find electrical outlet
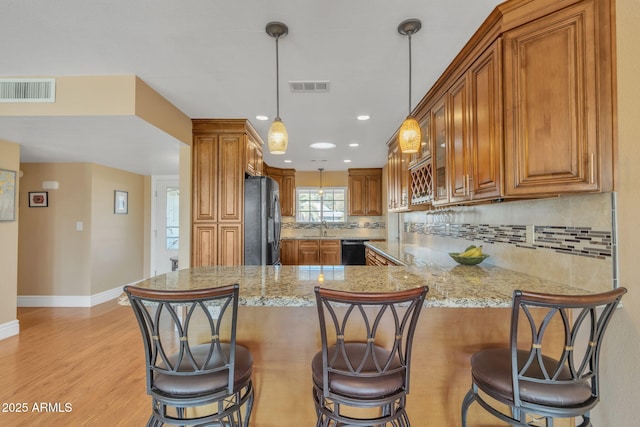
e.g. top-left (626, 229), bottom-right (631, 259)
top-left (526, 225), bottom-right (535, 244)
top-left (76, 221), bottom-right (83, 231)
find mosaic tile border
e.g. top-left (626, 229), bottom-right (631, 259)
top-left (404, 222), bottom-right (612, 260)
top-left (283, 221), bottom-right (386, 230)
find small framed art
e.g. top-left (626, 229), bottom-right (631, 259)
top-left (114, 190), bottom-right (128, 214)
top-left (28, 191), bottom-right (48, 207)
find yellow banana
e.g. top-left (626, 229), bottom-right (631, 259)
top-left (458, 245), bottom-right (477, 257)
top-left (470, 246), bottom-right (483, 257)
top-left (460, 245), bottom-right (483, 257)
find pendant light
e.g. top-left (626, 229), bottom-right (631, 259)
top-left (266, 21), bottom-right (289, 155)
top-left (397, 19), bottom-right (422, 154)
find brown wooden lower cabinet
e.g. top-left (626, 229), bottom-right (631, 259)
top-left (365, 247), bottom-right (399, 266)
top-left (280, 239), bottom-right (298, 265)
top-left (280, 239), bottom-right (341, 265)
top-left (192, 223), bottom-right (244, 266)
top-left (192, 224), bottom-right (217, 266)
top-left (319, 240), bottom-right (341, 265)
top-left (297, 240), bottom-right (320, 265)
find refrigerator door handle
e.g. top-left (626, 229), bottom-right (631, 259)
top-left (273, 193), bottom-right (282, 247)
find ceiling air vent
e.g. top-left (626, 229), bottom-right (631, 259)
top-left (0, 78), bottom-right (56, 103)
top-left (288, 81), bottom-right (330, 93)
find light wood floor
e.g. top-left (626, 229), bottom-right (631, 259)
top-left (0, 301), bottom-right (570, 426)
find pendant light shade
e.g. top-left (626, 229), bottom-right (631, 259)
top-left (266, 21), bottom-right (289, 155)
top-left (268, 118), bottom-right (288, 154)
top-left (398, 19), bottom-right (422, 154)
top-left (399, 116), bottom-right (421, 153)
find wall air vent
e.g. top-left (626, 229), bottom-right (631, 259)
top-left (288, 81), bottom-right (330, 93)
top-left (0, 78), bottom-right (56, 103)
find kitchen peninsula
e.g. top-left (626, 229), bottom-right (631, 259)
top-left (120, 256), bottom-right (590, 426)
top-left (120, 246), bottom-right (590, 308)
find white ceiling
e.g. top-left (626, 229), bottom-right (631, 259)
top-left (0, 0), bottom-right (501, 175)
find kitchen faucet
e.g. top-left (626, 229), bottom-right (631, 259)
top-left (320, 220), bottom-right (327, 237)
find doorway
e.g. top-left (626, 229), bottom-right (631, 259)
top-left (152, 176), bottom-right (179, 276)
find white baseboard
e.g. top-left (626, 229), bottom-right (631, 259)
top-left (17, 284), bottom-right (127, 308)
top-left (0, 320), bottom-right (20, 340)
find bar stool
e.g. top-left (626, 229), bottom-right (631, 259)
top-left (461, 287), bottom-right (626, 426)
top-left (312, 285), bottom-right (428, 427)
top-left (125, 284), bottom-right (254, 426)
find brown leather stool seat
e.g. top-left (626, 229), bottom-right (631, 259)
top-left (461, 288), bottom-right (627, 427)
top-left (471, 348), bottom-right (592, 407)
top-left (311, 342), bottom-right (404, 399)
top-left (154, 343), bottom-right (253, 397)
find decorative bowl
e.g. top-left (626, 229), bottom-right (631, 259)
top-left (448, 253), bottom-right (490, 265)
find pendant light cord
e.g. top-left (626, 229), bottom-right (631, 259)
top-left (275, 36), bottom-right (280, 119)
top-left (408, 33), bottom-right (413, 115)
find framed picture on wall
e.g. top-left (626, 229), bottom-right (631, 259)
top-left (28, 191), bottom-right (48, 207)
top-left (114, 190), bottom-right (128, 214)
top-left (0, 169), bottom-right (17, 221)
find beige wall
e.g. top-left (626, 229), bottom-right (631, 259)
top-left (90, 164), bottom-right (145, 294)
top-left (0, 75), bottom-right (192, 145)
top-left (18, 163), bottom-right (146, 297)
top-left (135, 77), bottom-right (192, 145)
top-left (18, 163), bottom-right (93, 296)
top-left (178, 144), bottom-right (192, 269)
top-left (0, 140), bottom-right (19, 327)
top-left (0, 76), bottom-right (136, 117)
top-left (595, 0), bottom-right (640, 424)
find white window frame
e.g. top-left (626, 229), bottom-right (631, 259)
top-left (295, 186), bottom-right (347, 223)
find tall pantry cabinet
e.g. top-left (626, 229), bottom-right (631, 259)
top-left (191, 119), bottom-right (264, 267)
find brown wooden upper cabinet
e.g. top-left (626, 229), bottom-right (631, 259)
top-left (191, 119), bottom-right (264, 267)
top-left (447, 40), bottom-right (503, 204)
top-left (265, 165), bottom-right (296, 216)
top-left (387, 139), bottom-right (411, 212)
top-left (389, 0), bottom-right (614, 208)
top-left (348, 168), bottom-right (382, 216)
top-left (245, 135), bottom-right (263, 177)
top-left (503, 0), bottom-right (611, 195)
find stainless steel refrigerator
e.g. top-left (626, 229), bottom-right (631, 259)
top-left (244, 176), bottom-right (282, 265)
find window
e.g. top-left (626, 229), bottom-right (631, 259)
top-left (166, 187), bottom-right (179, 250)
top-left (296, 187), bottom-right (346, 223)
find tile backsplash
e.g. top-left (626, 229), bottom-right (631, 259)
top-left (403, 222), bottom-right (611, 259)
top-left (281, 216), bottom-right (386, 240)
top-left (398, 192), bottom-right (615, 292)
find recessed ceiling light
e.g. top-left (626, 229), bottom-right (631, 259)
top-left (310, 142), bottom-right (336, 149)
top-left (357, 115), bottom-right (370, 121)
top-left (256, 115), bottom-right (269, 121)
top-left (349, 143), bottom-right (359, 147)
top-left (344, 159), bottom-right (352, 163)
top-left (284, 159), bottom-right (292, 163)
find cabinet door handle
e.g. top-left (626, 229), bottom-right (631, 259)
top-left (589, 153), bottom-right (595, 184)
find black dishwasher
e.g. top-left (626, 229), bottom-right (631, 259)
top-left (341, 239), bottom-right (369, 265)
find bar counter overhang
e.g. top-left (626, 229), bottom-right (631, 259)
top-left (118, 244), bottom-right (592, 309)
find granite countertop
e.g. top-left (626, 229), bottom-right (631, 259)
top-left (118, 243), bottom-right (591, 308)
